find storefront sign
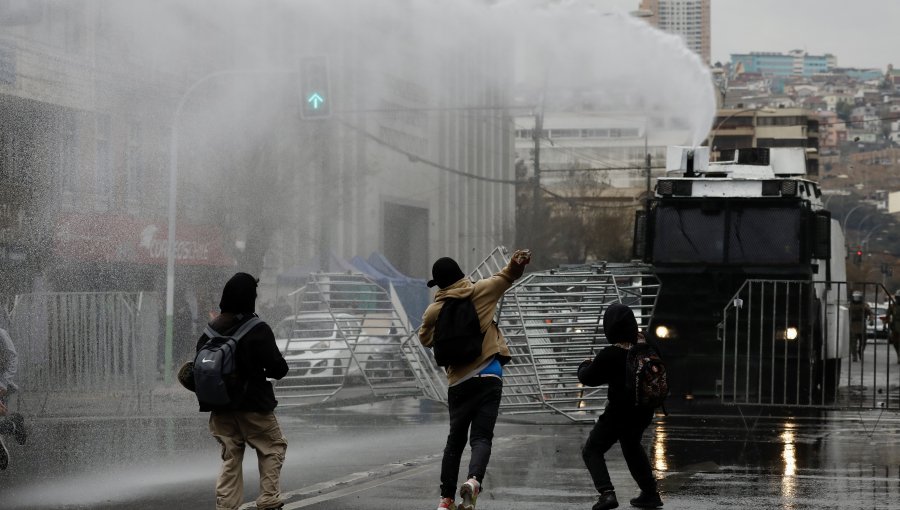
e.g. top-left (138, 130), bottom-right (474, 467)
top-left (55, 213), bottom-right (234, 267)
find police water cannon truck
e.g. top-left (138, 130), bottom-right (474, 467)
top-left (633, 146), bottom-right (847, 404)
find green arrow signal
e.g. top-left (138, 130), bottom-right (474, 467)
top-left (307, 92), bottom-right (325, 109)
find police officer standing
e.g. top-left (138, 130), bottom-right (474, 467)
top-left (848, 291), bottom-right (873, 362)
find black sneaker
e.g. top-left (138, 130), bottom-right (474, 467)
top-left (0, 437), bottom-right (8, 470)
top-left (593, 491), bottom-right (619, 510)
top-left (630, 491), bottom-right (663, 508)
top-left (10, 413), bottom-right (26, 445)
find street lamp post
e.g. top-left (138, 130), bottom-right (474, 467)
top-left (862, 221), bottom-right (896, 249)
top-left (853, 212), bottom-right (876, 245)
top-left (841, 204), bottom-right (865, 234)
top-left (861, 228), bottom-right (884, 249)
top-left (164, 68), bottom-right (295, 384)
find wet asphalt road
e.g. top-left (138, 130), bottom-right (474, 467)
top-left (1, 397), bottom-right (900, 510)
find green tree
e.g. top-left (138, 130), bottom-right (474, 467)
top-left (835, 99), bottom-right (853, 123)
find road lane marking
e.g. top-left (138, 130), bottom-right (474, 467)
top-left (240, 435), bottom-right (530, 509)
top-left (283, 466), bottom-right (436, 508)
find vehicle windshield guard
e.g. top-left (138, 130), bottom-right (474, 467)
top-left (653, 204), bottom-right (803, 265)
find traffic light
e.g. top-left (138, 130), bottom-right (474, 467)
top-left (299, 56), bottom-right (330, 119)
top-left (854, 248), bottom-right (863, 266)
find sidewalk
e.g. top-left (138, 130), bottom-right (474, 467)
top-left (14, 382), bottom-right (412, 419)
top-left (13, 384), bottom-right (198, 419)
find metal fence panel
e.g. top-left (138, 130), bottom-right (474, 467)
top-left (274, 273), bottom-right (443, 406)
top-left (473, 247), bottom-right (660, 422)
top-left (720, 280), bottom-right (899, 410)
top-left (273, 248), bottom-right (662, 416)
top-left (9, 292), bottom-right (159, 397)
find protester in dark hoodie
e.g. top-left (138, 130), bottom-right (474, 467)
top-left (419, 249), bottom-right (531, 510)
top-left (197, 272), bottom-right (289, 510)
top-left (577, 304), bottom-right (663, 510)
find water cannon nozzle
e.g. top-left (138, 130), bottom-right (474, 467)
top-left (685, 150), bottom-right (696, 176)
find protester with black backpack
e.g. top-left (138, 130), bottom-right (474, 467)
top-left (419, 249), bottom-right (531, 510)
top-left (577, 304), bottom-right (664, 510)
top-left (195, 272), bottom-right (289, 510)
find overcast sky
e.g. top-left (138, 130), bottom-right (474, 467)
top-left (601, 0), bottom-right (900, 69)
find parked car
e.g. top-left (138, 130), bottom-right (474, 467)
top-left (274, 313), bottom-right (358, 379)
top-left (274, 312), bottom-right (404, 381)
top-left (867, 302), bottom-right (891, 341)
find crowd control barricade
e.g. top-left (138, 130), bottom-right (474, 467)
top-left (273, 272), bottom-right (445, 406)
top-left (472, 247), bottom-right (660, 422)
top-left (720, 280), bottom-right (899, 411)
top-left (9, 292), bottom-right (159, 413)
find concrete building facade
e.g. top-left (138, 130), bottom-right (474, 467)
top-left (731, 50), bottom-right (837, 77)
top-left (707, 107), bottom-right (820, 175)
top-left (0, 2), bottom-right (517, 309)
top-left (513, 111), bottom-right (693, 189)
top-left (638, 0), bottom-right (711, 64)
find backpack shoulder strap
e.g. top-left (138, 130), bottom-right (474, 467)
top-left (201, 316), bottom-right (262, 341)
top-left (230, 317), bottom-right (263, 341)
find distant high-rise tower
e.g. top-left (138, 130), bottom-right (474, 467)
top-left (637, 0), bottom-right (710, 64)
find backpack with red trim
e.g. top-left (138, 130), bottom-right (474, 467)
top-left (625, 341), bottom-right (669, 411)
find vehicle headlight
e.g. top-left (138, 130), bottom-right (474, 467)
top-left (655, 325), bottom-right (671, 339)
top-left (777, 327), bottom-right (799, 341)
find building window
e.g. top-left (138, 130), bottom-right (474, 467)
top-left (95, 113), bottom-right (112, 209)
top-left (757, 138), bottom-right (807, 148)
top-left (58, 114), bottom-right (78, 198)
top-left (581, 128), bottom-right (610, 138)
top-left (0, 132), bottom-right (14, 182)
top-left (548, 129), bottom-right (580, 139)
top-left (0, 130), bottom-right (32, 187)
top-left (125, 121), bottom-right (141, 207)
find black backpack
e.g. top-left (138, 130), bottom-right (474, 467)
top-left (193, 316), bottom-right (262, 407)
top-left (624, 341), bottom-right (669, 411)
top-left (433, 297), bottom-right (484, 367)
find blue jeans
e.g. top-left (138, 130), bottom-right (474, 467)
top-left (440, 377), bottom-right (502, 498)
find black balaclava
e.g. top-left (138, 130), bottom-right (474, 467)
top-left (603, 303), bottom-right (638, 344)
top-left (427, 257), bottom-right (465, 289)
top-left (219, 272), bottom-right (258, 314)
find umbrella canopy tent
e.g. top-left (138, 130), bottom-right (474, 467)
top-left (349, 253), bottom-right (429, 329)
top-left (275, 253), bottom-right (429, 329)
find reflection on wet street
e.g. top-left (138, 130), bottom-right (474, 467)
top-left (642, 413), bottom-right (900, 509)
top-left (2, 398), bottom-right (899, 509)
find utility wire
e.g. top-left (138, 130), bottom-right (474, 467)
top-left (511, 119), bottom-right (644, 169)
top-left (339, 118), bottom-right (654, 210)
top-left (541, 166), bottom-right (665, 172)
top-left (338, 119), bottom-right (521, 185)
top-left (540, 185), bottom-right (644, 210)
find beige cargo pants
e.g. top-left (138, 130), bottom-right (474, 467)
top-left (209, 411), bottom-right (288, 510)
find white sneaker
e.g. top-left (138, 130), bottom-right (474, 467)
top-left (437, 497), bottom-right (456, 510)
top-left (459, 478), bottom-right (480, 510)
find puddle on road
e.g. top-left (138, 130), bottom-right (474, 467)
top-left (649, 413), bottom-right (900, 506)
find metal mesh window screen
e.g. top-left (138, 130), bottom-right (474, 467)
top-left (653, 206), bottom-right (724, 264)
top-left (728, 208), bottom-right (801, 265)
